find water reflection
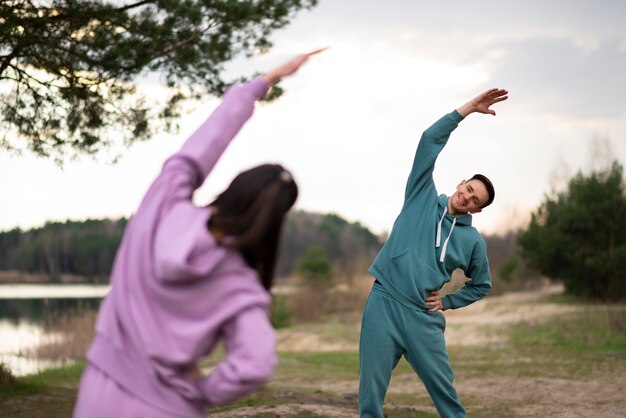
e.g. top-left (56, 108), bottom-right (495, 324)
top-left (0, 319), bottom-right (68, 376)
top-left (0, 284), bottom-right (109, 300)
top-left (0, 285), bottom-right (106, 376)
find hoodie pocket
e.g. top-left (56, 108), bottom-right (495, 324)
top-left (389, 248), bottom-right (413, 277)
top-left (390, 248), bottom-right (444, 303)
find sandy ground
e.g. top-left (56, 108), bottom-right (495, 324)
top-left (4, 282), bottom-right (623, 418)
top-left (460, 376), bottom-right (626, 418)
top-left (443, 283), bottom-right (581, 346)
top-left (225, 284), bottom-right (626, 418)
top-left (276, 283), bottom-right (578, 351)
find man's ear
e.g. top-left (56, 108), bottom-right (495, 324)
top-left (469, 208), bottom-right (482, 214)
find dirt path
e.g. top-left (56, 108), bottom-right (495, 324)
top-left (260, 284), bottom-right (626, 418)
top-left (5, 284), bottom-right (624, 417)
top-left (276, 284), bottom-right (577, 351)
top-left (443, 283), bottom-right (580, 346)
top-left (460, 376), bottom-right (626, 418)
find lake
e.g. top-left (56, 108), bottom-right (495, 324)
top-left (0, 283), bottom-right (295, 377)
top-left (0, 284), bottom-right (108, 376)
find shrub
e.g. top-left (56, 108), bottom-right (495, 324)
top-left (0, 362), bottom-right (16, 390)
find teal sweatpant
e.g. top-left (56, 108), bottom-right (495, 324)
top-left (359, 282), bottom-right (466, 418)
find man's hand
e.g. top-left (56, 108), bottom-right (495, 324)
top-left (427, 290), bottom-right (444, 312)
top-left (457, 88), bottom-right (508, 117)
top-left (262, 47), bottom-right (328, 86)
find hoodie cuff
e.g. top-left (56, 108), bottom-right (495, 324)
top-left (441, 295), bottom-right (453, 310)
top-left (449, 110), bottom-right (465, 124)
top-left (247, 77), bottom-right (270, 100)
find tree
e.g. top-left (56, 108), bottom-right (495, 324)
top-left (298, 244), bottom-right (330, 285)
top-left (0, 0), bottom-right (316, 159)
top-left (276, 210), bottom-right (381, 278)
top-left (0, 218), bottom-right (127, 281)
top-left (518, 161), bottom-right (626, 300)
top-left (0, 211), bottom-right (384, 282)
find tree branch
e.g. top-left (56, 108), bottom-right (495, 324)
top-left (0, 47), bottom-right (22, 78)
top-left (112, 0), bottom-right (156, 13)
top-left (13, 0), bottom-right (157, 24)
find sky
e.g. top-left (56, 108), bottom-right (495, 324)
top-left (1, 0), bottom-right (626, 236)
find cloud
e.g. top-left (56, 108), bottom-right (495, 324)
top-left (473, 38), bottom-right (626, 118)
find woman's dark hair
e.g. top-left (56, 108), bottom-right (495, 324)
top-left (208, 164), bottom-right (298, 290)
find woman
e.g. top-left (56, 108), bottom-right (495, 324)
top-left (74, 50), bottom-right (324, 418)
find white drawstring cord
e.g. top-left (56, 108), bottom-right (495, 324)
top-left (435, 206), bottom-right (447, 248)
top-left (439, 217), bottom-right (457, 263)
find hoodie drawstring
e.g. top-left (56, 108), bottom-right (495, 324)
top-left (439, 217), bottom-right (456, 263)
top-left (435, 207), bottom-right (447, 248)
top-left (436, 207), bottom-right (457, 263)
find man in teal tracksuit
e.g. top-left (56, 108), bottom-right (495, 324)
top-left (359, 88), bottom-right (508, 418)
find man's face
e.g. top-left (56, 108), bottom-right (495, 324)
top-left (449, 179), bottom-right (489, 215)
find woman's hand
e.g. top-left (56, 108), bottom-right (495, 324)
top-left (187, 364), bottom-right (202, 381)
top-left (262, 47), bottom-right (328, 85)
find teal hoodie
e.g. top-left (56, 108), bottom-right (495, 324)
top-left (369, 110), bottom-right (492, 312)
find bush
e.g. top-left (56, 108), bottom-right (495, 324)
top-left (270, 295), bottom-right (292, 329)
top-left (287, 279), bottom-right (372, 322)
top-left (518, 161), bottom-right (626, 300)
top-left (298, 245), bottom-right (331, 285)
top-left (0, 362), bottom-right (16, 390)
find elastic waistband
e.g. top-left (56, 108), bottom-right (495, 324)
top-left (370, 279), bottom-right (432, 313)
top-left (372, 279), bottom-right (392, 298)
top-left (87, 334), bottom-right (204, 417)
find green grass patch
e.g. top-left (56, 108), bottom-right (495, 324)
top-left (540, 292), bottom-right (590, 305)
top-left (4, 302), bottom-right (625, 417)
top-left (510, 308), bottom-right (626, 353)
top-left (209, 351), bottom-right (362, 415)
top-left (271, 295), bottom-right (292, 329)
top-left (0, 360), bottom-right (85, 401)
top-left (277, 351), bottom-right (360, 380)
top-left (0, 362), bottom-right (16, 390)
top-left (446, 307), bottom-right (626, 381)
top-left (25, 360), bottom-right (86, 383)
top-left (0, 361), bottom-right (85, 417)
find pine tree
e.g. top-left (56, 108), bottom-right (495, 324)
top-left (518, 162), bottom-right (626, 300)
top-left (0, 0), bottom-right (316, 159)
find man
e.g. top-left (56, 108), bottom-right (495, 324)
top-left (359, 88), bottom-right (508, 418)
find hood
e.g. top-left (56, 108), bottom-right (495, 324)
top-left (154, 208), bottom-right (230, 282)
top-left (435, 194), bottom-right (472, 263)
top-left (437, 194), bottom-right (473, 226)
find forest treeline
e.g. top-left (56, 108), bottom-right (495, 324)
top-left (5, 163), bottom-right (622, 300)
top-left (0, 211), bottom-right (523, 288)
top-left (0, 211), bottom-right (381, 283)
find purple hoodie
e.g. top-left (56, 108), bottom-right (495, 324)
top-left (86, 77), bottom-right (276, 417)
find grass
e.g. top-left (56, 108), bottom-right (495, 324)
top-left (0, 360), bottom-right (85, 418)
top-left (446, 308), bottom-right (626, 382)
top-left (0, 360), bottom-right (84, 400)
top-left (277, 351), bottom-right (360, 378)
top-left (2, 303), bottom-right (625, 417)
top-left (510, 308), bottom-right (626, 353)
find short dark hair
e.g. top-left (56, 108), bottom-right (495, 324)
top-left (208, 164), bottom-right (298, 290)
top-left (469, 174), bottom-right (495, 209)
